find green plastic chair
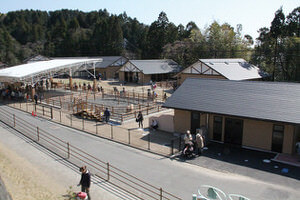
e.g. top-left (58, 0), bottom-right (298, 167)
top-left (228, 194), bottom-right (251, 200)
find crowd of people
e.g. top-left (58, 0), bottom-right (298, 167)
top-left (183, 130), bottom-right (205, 158)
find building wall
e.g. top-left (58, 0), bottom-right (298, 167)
top-left (96, 66), bottom-right (122, 80)
top-left (173, 109), bottom-right (296, 154)
top-left (140, 74), bottom-right (151, 84)
top-left (148, 110), bottom-right (174, 132)
top-left (282, 125), bottom-right (294, 154)
top-left (243, 119), bottom-right (273, 150)
top-left (174, 109), bottom-right (191, 133)
top-left (178, 74), bottom-right (226, 85)
top-left (119, 71), bottom-right (125, 82)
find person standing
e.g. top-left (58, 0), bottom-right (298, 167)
top-left (136, 111), bottom-right (144, 128)
top-left (104, 108), bottom-right (110, 123)
top-left (195, 133), bottom-right (204, 156)
top-left (78, 166), bottom-right (91, 200)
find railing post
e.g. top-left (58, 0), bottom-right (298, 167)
top-left (96, 121), bottom-right (98, 135)
top-left (70, 114), bottom-right (72, 126)
top-left (60, 111), bottom-right (62, 122)
top-left (107, 162), bottom-right (110, 181)
top-left (160, 188), bottom-right (163, 200)
top-left (171, 139), bottom-right (174, 155)
top-left (43, 106), bottom-right (45, 116)
top-left (179, 135), bottom-right (182, 151)
top-left (128, 129), bottom-right (131, 144)
top-left (82, 118), bottom-right (84, 131)
top-left (13, 114), bottom-right (15, 127)
top-left (148, 133), bottom-right (150, 150)
top-left (67, 142), bottom-right (70, 159)
top-left (37, 127), bottom-right (39, 141)
top-left (50, 107), bottom-right (53, 119)
top-left (111, 125), bottom-right (113, 139)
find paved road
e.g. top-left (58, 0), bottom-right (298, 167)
top-left (1, 105), bottom-right (300, 200)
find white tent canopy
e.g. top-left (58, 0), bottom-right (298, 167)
top-left (0, 58), bottom-right (102, 84)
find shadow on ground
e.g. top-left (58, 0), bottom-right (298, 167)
top-left (172, 142), bottom-right (300, 181)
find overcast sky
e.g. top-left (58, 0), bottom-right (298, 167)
top-left (1, 0), bottom-right (299, 40)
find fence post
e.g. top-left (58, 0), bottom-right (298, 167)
top-left (67, 142), bottom-right (70, 159)
top-left (35, 104), bottom-right (37, 112)
top-left (148, 133), bottom-right (150, 150)
top-left (20, 102), bottom-right (21, 109)
top-left (37, 127), bottom-right (39, 141)
top-left (13, 114), bottom-right (15, 127)
top-left (60, 111), bottom-right (62, 122)
top-left (128, 129), bottom-right (131, 144)
top-left (179, 135), bottom-right (182, 151)
top-left (82, 118), bottom-right (84, 131)
top-left (121, 115), bottom-right (123, 123)
top-left (111, 125), bottom-right (113, 139)
top-left (160, 188), bottom-right (163, 200)
top-left (70, 114), bottom-right (72, 126)
top-left (107, 162), bottom-right (110, 181)
top-left (96, 121), bottom-right (98, 135)
top-left (43, 106), bottom-right (45, 116)
top-left (26, 102), bottom-right (28, 111)
top-left (50, 107), bottom-right (53, 119)
top-left (171, 139), bottom-right (174, 155)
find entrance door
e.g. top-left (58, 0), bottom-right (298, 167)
top-left (224, 118), bottom-right (243, 146)
top-left (191, 112), bottom-right (200, 134)
top-left (272, 125), bottom-right (284, 153)
top-left (213, 116), bottom-right (223, 141)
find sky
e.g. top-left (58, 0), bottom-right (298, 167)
top-left (1, 0), bottom-right (299, 40)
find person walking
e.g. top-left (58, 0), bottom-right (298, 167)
top-left (196, 133), bottom-right (204, 156)
top-left (104, 108), bottom-right (110, 123)
top-left (78, 166), bottom-right (91, 200)
top-left (136, 111), bottom-right (144, 128)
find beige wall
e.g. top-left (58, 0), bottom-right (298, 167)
top-left (119, 71), bottom-right (125, 82)
top-left (243, 119), bottom-right (273, 151)
top-left (174, 109), bottom-right (191, 133)
top-left (96, 66), bottom-right (121, 80)
top-left (282, 125), bottom-right (294, 154)
top-left (178, 74), bottom-right (226, 85)
top-left (149, 110), bottom-right (174, 132)
top-left (140, 74), bottom-right (151, 84)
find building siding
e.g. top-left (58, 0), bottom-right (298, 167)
top-left (178, 74), bottom-right (226, 85)
top-left (174, 109), bottom-right (191, 133)
top-left (173, 109), bottom-right (296, 154)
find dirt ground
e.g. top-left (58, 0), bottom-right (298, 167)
top-left (0, 142), bottom-right (67, 200)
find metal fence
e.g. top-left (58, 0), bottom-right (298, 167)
top-left (8, 100), bottom-right (181, 157)
top-left (0, 106), bottom-right (182, 200)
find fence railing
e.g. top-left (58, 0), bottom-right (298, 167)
top-left (0, 106), bottom-right (182, 200)
top-left (7, 100), bottom-right (182, 158)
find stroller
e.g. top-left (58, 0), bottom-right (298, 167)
top-left (182, 141), bottom-right (195, 158)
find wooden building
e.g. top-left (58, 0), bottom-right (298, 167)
top-left (163, 78), bottom-right (300, 155)
top-left (118, 59), bottom-right (182, 84)
top-left (176, 58), bottom-right (267, 86)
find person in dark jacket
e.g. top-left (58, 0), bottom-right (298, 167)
top-left (78, 166), bottom-right (91, 200)
top-left (104, 108), bottom-right (110, 123)
top-left (136, 111), bottom-right (144, 128)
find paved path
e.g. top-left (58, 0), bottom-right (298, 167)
top-left (0, 105), bottom-right (300, 200)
